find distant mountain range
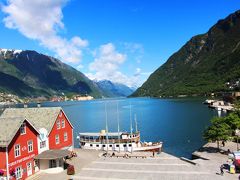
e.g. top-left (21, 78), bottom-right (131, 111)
top-left (96, 80), bottom-right (135, 97)
top-left (132, 10), bottom-right (240, 97)
top-left (0, 49), bottom-right (102, 98)
top-left (0, 49), bottom-right (134, 99)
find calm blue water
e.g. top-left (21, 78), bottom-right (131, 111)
top-left (42, 97), bottom-right (217, 158)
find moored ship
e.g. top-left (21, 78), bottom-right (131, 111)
top-left (78, 130), bottom-right (162, 152)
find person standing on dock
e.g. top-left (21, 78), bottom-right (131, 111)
top-left (220, 165), bottom-right (224, 176)
top-left (222, 141), bottom-right (225, 147)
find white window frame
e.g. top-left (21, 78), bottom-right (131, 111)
top-left (62, 119), bottom-right (65, 128)
top-left (55, 134), bottom-right (59, 144)
top-left (20, 123), bottom-right (26, 135)
top-left (57, 120), bottom-right (61, 129)
top-left (64, 132), bottom-right (68, 142)
top-left (14, 144), bottom-right (21, 158)
top-left (28, 140), bottom-right (33, 153)
top-left (15, 166), bottom-right (22, 179)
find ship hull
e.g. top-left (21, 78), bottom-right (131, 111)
top-left (80, 142), bottom-right (162, 152)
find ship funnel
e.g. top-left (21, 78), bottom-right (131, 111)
top-left (100, 129), bottom-right (106, 135)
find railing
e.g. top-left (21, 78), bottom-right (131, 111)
top-left (79, 137), bottom-right (140, 144)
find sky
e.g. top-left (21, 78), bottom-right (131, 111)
top-left (0, 0), bottom-right (239, 87)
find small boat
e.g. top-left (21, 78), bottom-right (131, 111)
top-left (78, 130), bottom-right (163, 152)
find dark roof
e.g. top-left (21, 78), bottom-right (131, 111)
top-left (0, 118), bottom-right (39, 147)
top-left (34, 149), bottom-right (70, 160)
top-left (0, 117), bottom-right (24, 147)
top-left (1, 107), bottom-right (62, 133)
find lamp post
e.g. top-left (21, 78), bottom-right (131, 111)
top-left (105, 102), bottom-right (109, 153)
top-left (129, 102), bottom-right (133, 154)
top-left (117, 101), bottom-right (120, 153)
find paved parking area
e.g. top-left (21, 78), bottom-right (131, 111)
top-left (71, 152), bottom-right (236, 180)
top-left (28, 148), bottom-right (238, 180)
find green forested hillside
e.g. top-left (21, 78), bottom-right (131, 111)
top-left (132, 10), bottom-right (240, 97)
top-left (0, 50), bottom-right (102, 98)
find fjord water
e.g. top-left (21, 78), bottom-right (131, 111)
top-left (43, 97), bottom-right (217, 158)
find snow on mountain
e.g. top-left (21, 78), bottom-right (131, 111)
top-left (0, 48), bottom-right (23, 57)
top-left (96, 80), bottom-right (135, 97)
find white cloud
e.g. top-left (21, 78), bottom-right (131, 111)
top-left (87, 43), bottom-right (142, 87)
top-left (134, 68), bottom-right (151, 77)
top-left (2, 0), bottom-right (88, 63)
top-left (124, 42), bottom-right (144, 54)
top-left (76, 64), bottom-right (84, 70)
top-left (123, 42), bottom-right (144, 64)
top-left (89, 43), bottom-right (126, 72)
top-left (134, 68), bottom-right (142, 76)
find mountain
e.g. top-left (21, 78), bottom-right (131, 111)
top-left (0, 49), bottom-right (102, 98)
top-left (96, 80), bottom-right (135, 97)
top-left (132, 10), bottom-right (240, 97)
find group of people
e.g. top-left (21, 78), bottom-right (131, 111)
top-left (70, 151), bottom-right (77, 157)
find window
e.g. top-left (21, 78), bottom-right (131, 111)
top-left (123, 144), bottom-right (127, 147)
top-left (129, 144), bottom-right (132, 147)
top-left (26, 162), bottom-right (32, 176)
top-left (14, 144), bottom-right (21, 157)
top-left (109, 145), bottom-right (112, 147)
top-left (59, 159), bottom-right (63, 167)
top-left (40, 141), bottom-right (46, 149)
top-left (34, 160), bottom-right (38, 167)
top-left (49, 160), bottom-right (56, 168)
top-left (56, 120), bottom-right (60, 129)
top-left (96, 144), bottom-right (99, 147)
top-left (55, 134), bottom-right (59, 144)
top-left (20, 123), bottom-right (26, 135)
top-left (90, 144), bottom-right (93, 147)
top-left (103, 145), bottom-right (106, 147)
top-left (64, 132), bottom-right (68, 142)
top-left (15, 166), bottom-right (22, 179)
top-left (62, 119), bottom-right (65, 128)
top-left (40, 133), bottom-right (45, 140)
top-left (28, 140), bottom-right (33, 152)
top-left (116, 145), bottom-right (119, 147)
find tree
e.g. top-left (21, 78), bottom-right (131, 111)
top-left (223, 110), bottom-right (240, 150)
top-left (203, 117), bottom-right (231, 150)
top-left (224, 112), bottom-right (240, 135)
top-left (233, 100), bottom-right (240, 116)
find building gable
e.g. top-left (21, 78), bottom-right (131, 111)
top-left (48, 110), bottom-right (73, 150)
top-left (8, 120), bottom-right (39, 163)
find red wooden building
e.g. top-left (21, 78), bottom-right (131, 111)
top-left (0, 107), bottom-right (73, 180)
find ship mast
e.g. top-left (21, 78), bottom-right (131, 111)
top-left (130, 102), bottom-right (133, 153)
top-left (105, 102), bottom-right (109, 153)
top-left (117, 101), bottom-right (120, 152)
top-left (134, 114), bottom-right (138, 133)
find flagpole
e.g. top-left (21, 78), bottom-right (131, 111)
top-left (105, 102), bottom-right (109, 153)
top-left (130, 102), bottom-right (133, 153)
top-left (117, 101), bottom-right (120, 152)
top-left (134, 114), bottom-right (138, 133)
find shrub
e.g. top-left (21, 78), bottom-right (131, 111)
top-left (0, 169), bottom-right (4, 176)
